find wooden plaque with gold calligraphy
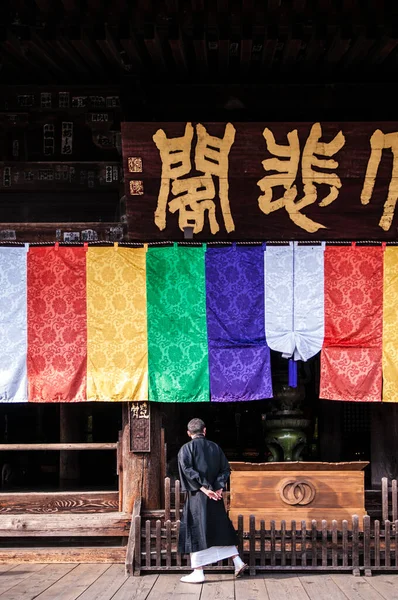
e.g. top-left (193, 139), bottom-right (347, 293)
top-left (129, 402), bottom-right (151, 453)
top-left (122, 121), bottom-right (398, 241)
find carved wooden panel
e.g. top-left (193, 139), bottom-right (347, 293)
top-left (129, 402), bottom-right (151, 453)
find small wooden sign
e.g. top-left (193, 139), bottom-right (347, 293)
top-left (129, 402), bottom-right (151, 453)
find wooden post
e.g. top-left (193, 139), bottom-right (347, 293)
top-left (363, 515), bottom-right (371, 577)
top-left (59, 404), bottom-right (83, 489)
top-left (382, 477), bottom-right (389, 523)
top-left (121, 403), bottom-right (162, 514)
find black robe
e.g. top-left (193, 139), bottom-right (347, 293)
top-left (177, 436), bottom-right (238, 554)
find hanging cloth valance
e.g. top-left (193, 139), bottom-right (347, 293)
top-left (320, 246), bottom-right (383, 402)
top-left (87, 247), bottom-right (148, 401)
top-left (146, 245), bottom-right (209, 402)
top-left (206, 245), bottom-right (272, 402)
top-left (264, 244), bottom-right (325, 362)
top-left (382, 247), bottom-right (398, 402)
top-left (27, 247), bottom-right (87, 402)
top-left (0, 248), bottom-right (28, 402)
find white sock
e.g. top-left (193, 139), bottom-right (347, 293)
top-left (233, 555), bottom-right (245, 569)
top-left (194, 568), bottom-right (204, 575)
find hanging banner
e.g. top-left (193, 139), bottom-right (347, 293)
top-left (206, 245), bottom-right (272, 401)
top-left (146, 245), bottom-right (209, 402)
top-left (122, 121), bottom-right (398, 241)
top-left (320, 246), bottom-right (383, 402)
top-left (87, 247), bottom-right (148, 401)
top-left (382, 247), bottom-right (398, 402)
top-left (265, 244), bottom-right (325, 361)
top-left (27, 247), bottom-right (87, 402)
top-left (0, 248), bottom-right (27, 402)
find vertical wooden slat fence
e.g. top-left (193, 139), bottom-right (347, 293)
top-left (381, 477), bottom-right (398, 523)
top-left (130, 477), bottom-right (398, 576)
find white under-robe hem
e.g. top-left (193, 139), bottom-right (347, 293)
top-left (190, 545), bottom-right (238, 568)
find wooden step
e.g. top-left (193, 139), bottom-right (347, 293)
top-left (0, 491), bottom-right (120, 514)
top-left (0, 546), bottom-right (126, 563)
top-left (0, 512), bottom-right (131, 537)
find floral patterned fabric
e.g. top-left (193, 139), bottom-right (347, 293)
top-left (87, 247), bottom-right (148, 401)
top-left (265, 244), bottom-right (325, 362)
top-left (320, 246), bottom-right (383, 402)
top-left (206, 245), bottom-right (272, 402)
top-left (382, 247), bottom-right (398, 402)
top-left (146, 245), bottom-right (209, 402)
top-left (0, 248), bottom-right (28, 402)
top-left (27, 247), bottom-right (87, 402)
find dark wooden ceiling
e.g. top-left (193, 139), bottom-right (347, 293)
top-left (1, 1), bottom-right (398, 84)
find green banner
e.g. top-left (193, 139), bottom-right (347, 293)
top-left (146, 244), bottom-right (209, 402)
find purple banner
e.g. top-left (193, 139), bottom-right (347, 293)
top-left (206, 245), bottom-right (273, 402)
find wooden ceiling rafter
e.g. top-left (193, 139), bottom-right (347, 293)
top-left (365, 27), bottom-right (398, 66)
top-left (95, 26), bottom-right (128, 74)
top-left (68, 30), bottom-right (109, 81)
top-left (2, 29), bottom-right (50, 82)
top-left (51, 35), bottom-right (92, 77)
top-left (1, 1), bottom-right (398, 83)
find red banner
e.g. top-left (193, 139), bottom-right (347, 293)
top-left (27, 247), bottom-right (87, 402)
top-left (320, 246), bottom-right (383, 402)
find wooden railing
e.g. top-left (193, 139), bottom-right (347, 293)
top-left (0, 443), bottom-right (117, 451)
top-left (130, 477), bottom-right (398, 576)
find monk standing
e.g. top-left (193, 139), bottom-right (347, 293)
top-left (178, 418), bottom-right (247, 583)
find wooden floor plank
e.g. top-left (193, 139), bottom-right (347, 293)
top-left (110, 574), bottom-right (158, 600)
top-left (0, 564), bottom-right (48, 595)
top-left (331, 574), bottom-right (386, 600)
top-left (0, 564), bottom-right (76, 600)
top-left (147, 573), bottom-right (203, 600)
top-left (299, 575), bottom-right (350, 600)
top-left (363, 575), bottom-right (398, 600)
top-left (0, 546), bottom-right (125, 563)
top-left (33, 564), bottom-right (110, 600)
top-left (0, 564), bottom-right (18, 574)
top-left (200, 573), bottom-right (235, 600)
top-left (265, 574), bottom-right (311, 600)
top-left (76, 564), bottom-right (127, 600)
top-left (235, 576), bottom-right (269, 599)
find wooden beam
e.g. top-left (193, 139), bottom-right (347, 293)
top-left (38, 30), bottom-right (88, 79)
top-left (0, 443), bottom-right (117, 450)
top-left (120, 37), bottom-right (144, 75)
top-left (168, 21), bottom-right (189, 79)
top-left (366, 33), bottom-right (398, 66)
top-left (68, 28), bottom-right (109, 79)
top-left (0, 491), bottom-right (119, 514)
top-left (0, 512), bottom-right (130, 536)
top-left (240, 38), bottom-right (253, 74)
top-left (2, 30), bottom-right (45, 81)
top-left (282, 35), bottom-right (302, 66)
top-left (0, 546), bottom-right (126, 563)
top-left (144, 25), bottom-right (168, 74)
top-left (60, 0), bottom-right (80, 14)
top-left (95, 26), bottom-right (126, 72)
top-left (262, 26), bottom-right (278, 68)
top-left (24, 31), bottom-right (69, 79)
top-left (325, 26), bottom-right (352, 66)
top-left (342, 29), bottom-right (376, 68)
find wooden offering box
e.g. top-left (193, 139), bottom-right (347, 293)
top-left (229, 461), bottom-right (368, 530)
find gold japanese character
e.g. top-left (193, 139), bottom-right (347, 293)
top-left (361, 129), bottom-right (398, 231)
top-left (130, 401), bottom-right (149, 419)
top-left (257, 123), bottom-right (345, 233)
top-left (152, 122), bottom-right (235, 234)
